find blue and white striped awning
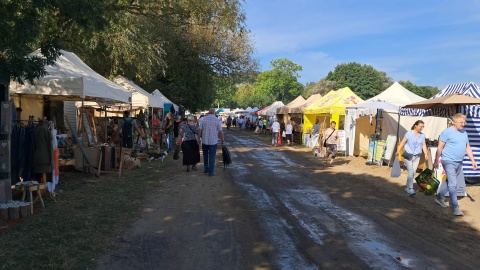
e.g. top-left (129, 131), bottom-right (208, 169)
top-left (399, 82), bottom-right (480, 118)
top-left (400, 82), bottom-right (480, 177)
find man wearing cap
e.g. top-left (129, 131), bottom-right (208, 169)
top-left (198, 108), bottom-right (224, 177)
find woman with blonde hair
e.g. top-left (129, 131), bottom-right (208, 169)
top-left (178, 115), bottom-right (200, 172)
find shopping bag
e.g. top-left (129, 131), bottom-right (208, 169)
top-left (390, 157), bottom-right (401, 178)
top-left (415, 168), bottom-right (440, 196)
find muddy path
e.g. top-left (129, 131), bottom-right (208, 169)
top-left (97, 129), bottom-right (480, 270)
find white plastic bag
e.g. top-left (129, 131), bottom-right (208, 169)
top-left (390, 157), bottom-right (401, 178)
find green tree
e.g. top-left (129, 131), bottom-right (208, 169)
top-left (325, 62), bottom-right (385, 100)
top-left (303, 78), bottom-right (337, 98)
top-left (398, 81), bottom-right (440, 99)
top-left (252, 58), bottom-right (303, 107)
top-left (234, 83), bottom-right (255, 108)
top-left (0, 0), bottom-right (108, 83)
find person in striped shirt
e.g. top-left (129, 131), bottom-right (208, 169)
top-left (198, 108), bottom-right (225, 177)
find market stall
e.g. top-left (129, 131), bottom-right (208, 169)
top-left (303, 87), bottom-right (363, 148)
top-left (400, 82), bottom-right (480, 179)
top-left (277, 95), bottom-right (305, 123)
top-left (7, 50), bottom-right (133, 199)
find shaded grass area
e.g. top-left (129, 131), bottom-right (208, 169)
top-left (0, 161), bottom-right (168, 269)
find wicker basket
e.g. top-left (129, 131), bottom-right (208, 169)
top-left (9, 206), bottom-right (19, 220)
top-left (20, 203), bottom-right (30, 218)
top-left (0, 207), bottom-right (8, 220)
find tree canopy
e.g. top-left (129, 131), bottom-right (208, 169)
top-left (303, 78), bottom-right (337, 98)
top-left (2, 0), bottom-right (258, 111)
top-left (325, 62), bottom-right (386, 100)
top-left (398, 81), bottom-right (440, 99)
top-left (249, 58), bottom-right (303, 107)
top-left (0, 0), bottom-right (108, 83)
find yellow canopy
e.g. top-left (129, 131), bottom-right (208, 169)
top-left (303, 87), bottom-right (363, 115)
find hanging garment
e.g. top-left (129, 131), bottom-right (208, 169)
top-left (32, 121), bottom-right (53, 173)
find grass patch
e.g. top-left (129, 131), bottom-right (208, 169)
top-left (0, 161), bottom-right (168, 269)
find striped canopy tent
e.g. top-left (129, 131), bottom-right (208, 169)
top-left (400, 82), bottom-right (480, 177)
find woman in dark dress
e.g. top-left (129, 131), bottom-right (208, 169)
top-left (178, 115), bottom-right (200, 172)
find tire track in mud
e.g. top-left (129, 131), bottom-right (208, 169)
top-left (228, 132), bottom-right (431, 269)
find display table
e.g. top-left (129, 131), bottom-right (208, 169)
top-left (74, 147), bottom-right (100, 171)
top-left (15, 182), bottom-right (46, 214)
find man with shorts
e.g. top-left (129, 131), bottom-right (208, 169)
top-left (321, 121), bottom-right (339, 166)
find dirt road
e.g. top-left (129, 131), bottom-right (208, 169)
top-left (97, 129), bottom-right (480, 270)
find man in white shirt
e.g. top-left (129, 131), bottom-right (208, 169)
top-left (271, 118), bottom-right (281, 146)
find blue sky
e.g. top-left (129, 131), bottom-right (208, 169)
top-left (243, 0), bottom-right (480, 89)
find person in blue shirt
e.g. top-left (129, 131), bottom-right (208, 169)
top-left (434, 113), bottom-right (477, 216)
top-left (396, 120), bottom-right (429, 196)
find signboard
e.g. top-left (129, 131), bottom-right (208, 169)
top-left (367, 138), bottom-right (385, 165)
top-left (96, 97), bottom-right (115, 107)
top-left (381, 135), bottom-right (397, 166)
top-left (337, 130), bottom-right (346, 152)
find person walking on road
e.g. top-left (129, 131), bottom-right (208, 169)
top-left (434, 113), bottom-right (477, 216)
top-left (271, 118), bottom-right (280, 146)
top-left (198, 108), bottom-right (224, 177)
top-left (321, 121), bottom-right (339, 166)
top-left (396, 120), bottom-right (429, 196)
top-left (285, 120), bottom-right (293, 146)
top-left (179, 115), bottom-right (200, 172)
top-left (163, 112), bottom-right (174, 152)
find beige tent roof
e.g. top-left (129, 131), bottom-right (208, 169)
top-left (277, 95), bottom-right (306, 114)
top-left (289, 94), bottom-right (322, 114)
top-left (369, 82), bottom-right (425, 107)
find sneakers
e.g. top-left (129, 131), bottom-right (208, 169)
top-left (453, 207), bottom-right (464, 216)
top-left (435, 197), bottom-right (449, 208)
top-left (404, 187), bottom-right (416, 196)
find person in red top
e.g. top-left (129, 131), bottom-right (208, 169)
top-left (151, 113), bottom-right (161, 146)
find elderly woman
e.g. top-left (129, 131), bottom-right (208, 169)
top-left (178, 115), bottom-right (200, 172)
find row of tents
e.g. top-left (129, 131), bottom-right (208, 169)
top-left (248, 82), bottom-right (480, 178)
top-left (8, 50), bottom-right (178, 131)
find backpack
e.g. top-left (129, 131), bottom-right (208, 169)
top-left (222, 145), bottom-right (232, 170)
top-left (122, 118), bottom-right (134, 138)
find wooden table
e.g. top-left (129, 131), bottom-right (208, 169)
top-left (15, 183), bottom-right (46, 214)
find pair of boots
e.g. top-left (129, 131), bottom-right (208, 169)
top-left (186, 165), bottom-right (197, 172)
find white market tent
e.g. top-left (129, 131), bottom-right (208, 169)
top-left (113, 75), bottom-right (162, 108)
top-left (345, 82), bottom-right (447, 157)
top-left (152, 89), bottom-right (179, 111)
top-left (258, 101), bottom-right (285, 117)
top-left (9, 50), bottom-right (131, 103)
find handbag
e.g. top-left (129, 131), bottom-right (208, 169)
top-left (390, 157), bottom-right (401, 178)
top-left (415, 168), bottom-right (440, 196)
top-left (402, 151), bottom-right (414, 161)
top-left (323, 128), bottom-right (335, 147)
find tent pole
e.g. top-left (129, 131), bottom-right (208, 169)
top-left (393, 110), bottom-right (401, 160)
top-left (81, 98), bottom-right (85, 172)
top-left (104, 105), bottom-right (107, 144)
